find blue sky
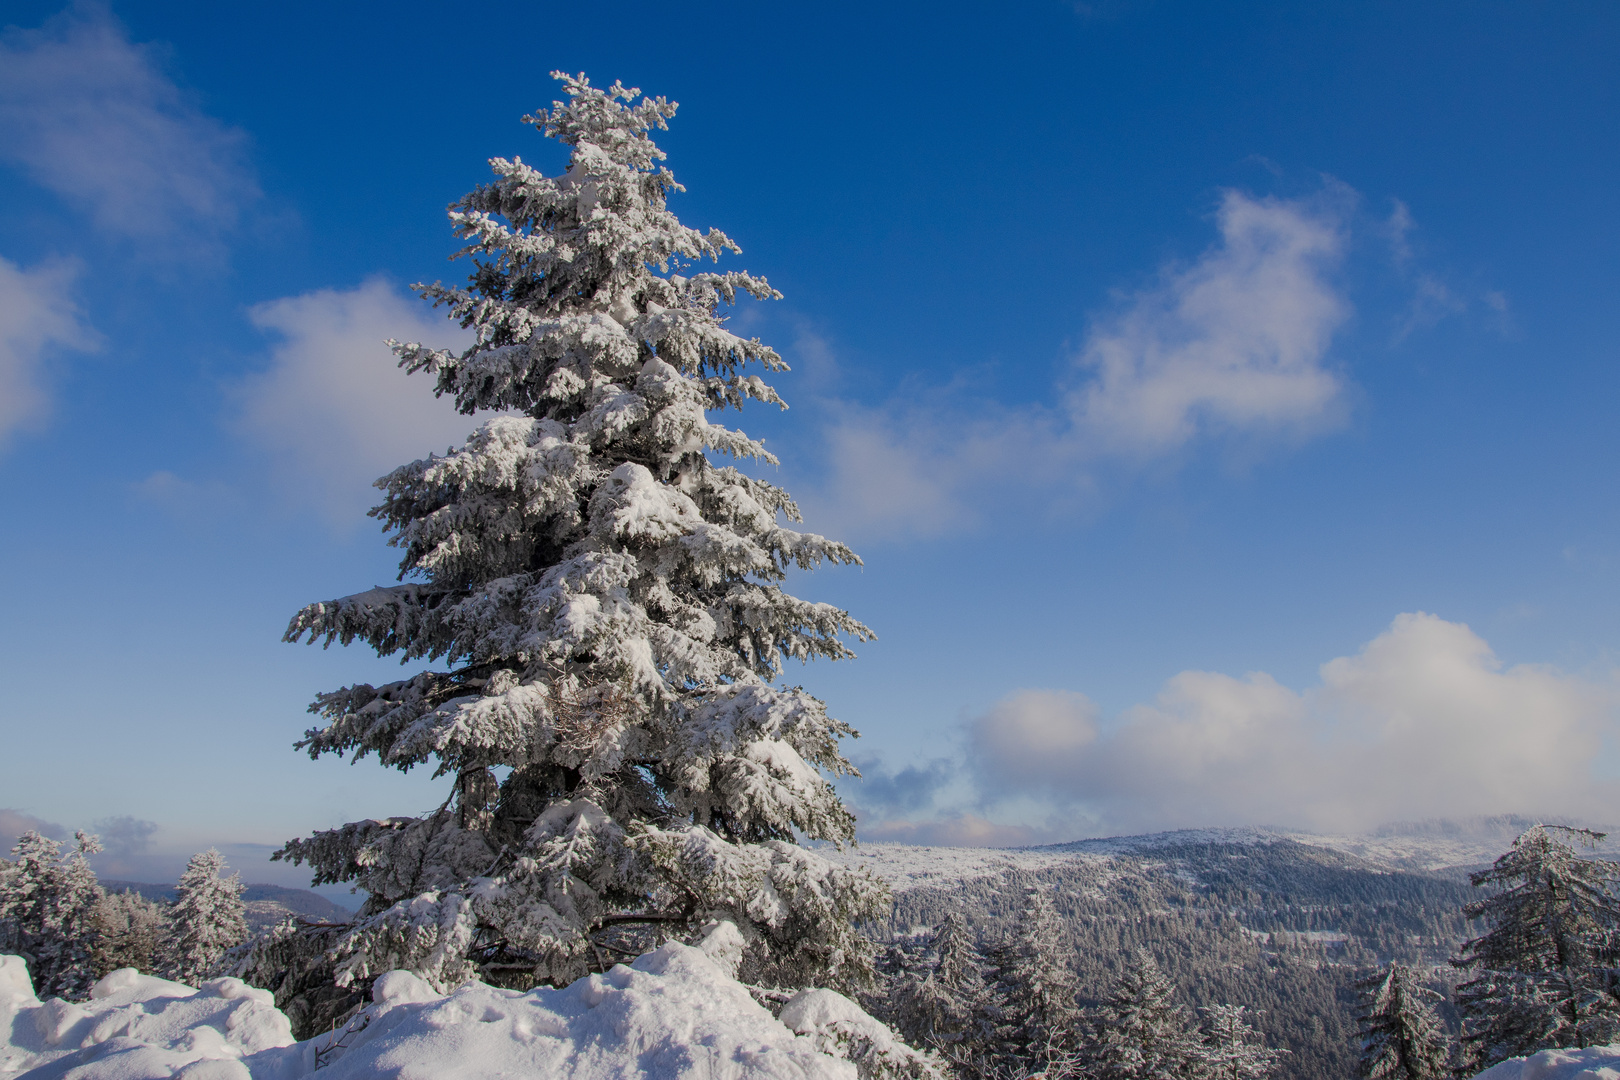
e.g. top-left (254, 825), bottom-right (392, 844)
top-left (2, 1), bottom-right (1619, 894)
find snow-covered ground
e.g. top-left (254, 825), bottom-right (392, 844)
top-left (1, 927), bottom-right (932, 1080)
top-left (1472, 1044), bottom-right (1620, 1080)
top-left (8, 944), bottom-right (1617, 1080)
top-left (825, 841), bottom-right (1095, 892)
top-left (1282, 818), bottom-right (1620, 873)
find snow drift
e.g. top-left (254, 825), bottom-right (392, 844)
top-left (1472, 1045), bottom-right (1620, 1080)
top-left (1, 934), bottom-right (932, 1080)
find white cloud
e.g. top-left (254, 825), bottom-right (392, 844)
top-left (800, 189), bottom-right (1352, 541)
top-left (0, 255), bottom-right (97, 446)
top-left (0, 5), bottom-right (258, 244)
top-left (1071, 189), bottom-right (1349, 452)
top-left (237, 279), bottom-right (476, 523)
top-left (963, 613), bottom-right (1619, 837)
top-left (813, 415), bottom-right (979, 541)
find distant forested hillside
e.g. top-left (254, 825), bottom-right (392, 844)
top-left (853, 836), bottom-right (1480, 1080)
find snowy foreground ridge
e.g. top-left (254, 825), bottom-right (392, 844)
top-left (9, 939), bottom-right (1617, 1080)
top-left (1473, 1046), bottom-right (1620, 1080)
top-left (0, 931), bottom-right (926, 1079)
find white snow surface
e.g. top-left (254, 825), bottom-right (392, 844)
top-left (1472, 1043), bottom-right (1620, 1080)
top-left (1, 937), bottom-right (895, 1080)
top-left (1, 958), bottom-right (293, 1079)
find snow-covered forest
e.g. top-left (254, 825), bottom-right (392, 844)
top-left (7, 64), bottom-right (1620, 1080)
top-left (11, 815), bottom-right (1620, 1078)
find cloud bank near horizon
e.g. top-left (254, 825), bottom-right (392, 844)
top-left (849, 612), bottom-right (1620, 846)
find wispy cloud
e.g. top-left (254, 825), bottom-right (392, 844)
top-left (800, 188), bottom-right (1353, 541)
top-left (0, 255), bottom-right (97, 447)
top-left (1383, 199), bottom-right (1505, 341)
top-left (1072, 189), bottom-right (1349, 452)
top-left (952, 613), bottom-right (1619, 839)
top-left (0, 4), bottom-right (259, 247)
top-left (235, 279), bottom-right (476, 524)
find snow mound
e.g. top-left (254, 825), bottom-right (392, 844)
top-left (2, 964), bottom-right (294, 1079)
top-left (3, 937), bottom-right (924, 1079)
top-left (780, 988), bottom-right (936, 1078)
top-left (305, 942), bottom-right (859, 1080)
top-left (1473, 1044), bottom-right (1620, 1080)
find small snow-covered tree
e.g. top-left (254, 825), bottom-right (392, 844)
top-left (932, 912), bottom-right (979, 990)
top-left (1453, 825), bottom-right (1620, 1068)
top-left (0, 830), bottom-right (104, 998)
top-left (269, 72), bottom-right (884, 995)
top-left (1200, 1004), bottom-right (1287, 1080)
top-left (1355, 963), bottom-right (1451, 1080)
top-left (91, 888), bottom-right (168, 977)
top-left (1086, 948), bottom-right (1205, 1080)
top-left (886, 914), bottom-right (989, 1061)
top-left (163, 848), bottom-right (247, 985)
top-left (985, 888), bottom-right (1083, 1075)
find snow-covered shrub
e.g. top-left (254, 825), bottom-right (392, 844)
top-left (91, 888), bottom-right (168, 978)
top-left (781, 987), bottom-right (945, 1080)
top-left (225, 916), bottom-right (366, 1040)
top-left (266, 71), bottom-right (884, 996)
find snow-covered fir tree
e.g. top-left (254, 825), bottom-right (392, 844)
top-left (1354, 963), bottom-right (1451, 1080)
top-left (0, 830), bottom-right (104, 998)
top-left (1085, 948), bottom-right (1206, 1080)
top-left (984, 887), bottom-right (1082, 1075)
top-left (932, 912), bottom-right (979, 990)
top-left (884, 914), bottom-right (989, 1063)
top-left (1452, 825), bottom-right (1620, 1068)
top-left (1200, 1004), bottom-right (1287, 1080)
top-left (163, 848), bottom-right (247, 985)
top-left (270, 73), bottom-right (884, 994)
top-left (91, 888), bottom-right (168, 977)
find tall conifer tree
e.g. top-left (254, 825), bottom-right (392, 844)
top-left (1453, 825), bottom-right (1620, 1068)
top-left (273, 73), bottom-right (883, 992)
top-left (92, 889), bottom-right (168, 977)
